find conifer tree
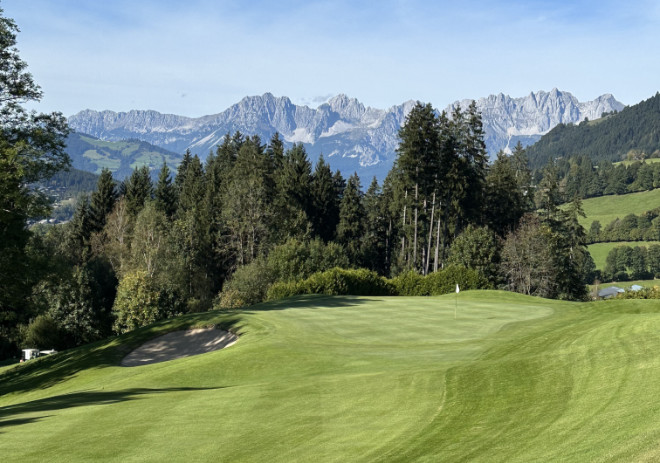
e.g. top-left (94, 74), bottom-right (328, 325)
top-left (154, 162), bottom-right (177, 218)
top-left (124, 166), bottom-right (153, 217)
top-left (485, 151), bottom-right (526, 236)
top-left (337, 173), bottom-right (365, 265)
top-left (177, 155), bottom-right (205, 215)
top-left (361, 177), bottom-right (388, 274)
top-left (89, 168), bottom-right (117, 233)
top-left (175, 149), bottom-right (192, 192)
top-left (274, 143), bottom-right (313, 239)
top-left (310, 155), bottom-right (340, 242)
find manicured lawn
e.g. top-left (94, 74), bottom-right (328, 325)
top-left (587, 241), bottom-right (660, 270)
top-left (578, 188), bottom-right (660, 229)
top-left (3, 292), bottom-right (660, 461)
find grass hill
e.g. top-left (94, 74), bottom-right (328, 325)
top-left (526, 92), bottom-right (660, 170)
top-left (587, 241), bottom-right (660, 270)
top-left (65, 132), bottom-right (182, 180)
top-left (577, 188), bottom-right (660, 229)
top-left (3, 291), bottom-right (660, 461)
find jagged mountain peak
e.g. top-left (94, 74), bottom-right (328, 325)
top-left (68, 89), bottom-right (625, 180)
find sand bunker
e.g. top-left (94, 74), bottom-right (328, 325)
top-left (121, 328), bottom-right (238, 367)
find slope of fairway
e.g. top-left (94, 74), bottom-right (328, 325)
top-left (579, 188), bottom-right (660, 229)
top-left (2, 292), bottom-right (660, 462)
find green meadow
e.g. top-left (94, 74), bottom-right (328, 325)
top-left (578, 188), bottom-right (660, 229)
top-left (587, 241), bottom-right (660, 269)
top-left (3, 292), bottom-right (660, 462)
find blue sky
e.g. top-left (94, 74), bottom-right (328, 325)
top-left (3, 0), bottom-right (659, 117)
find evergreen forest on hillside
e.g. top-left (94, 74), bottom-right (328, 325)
top-left (526, 92), bottom-right (660, 169)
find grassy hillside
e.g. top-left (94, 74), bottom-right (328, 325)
top-left (66, 132), bottom-right (182, 180)
top-left (3, 292), bottom-right (660, 461)
top-left (578, 188), bottom-right (660, 229)
top-left (614, 157), bottom-right (660, 167)
top-left (588, 241), bottom-right (660, 269)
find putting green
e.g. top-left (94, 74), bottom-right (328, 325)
top-left (1, 291), bottom-right (660, 462)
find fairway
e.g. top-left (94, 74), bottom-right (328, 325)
top-left (3, 292), bottom-right (660, 461)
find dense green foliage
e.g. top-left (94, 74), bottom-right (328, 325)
top-left (601, 243), bottom-right (660, 281)
top-left (266, 265), bottom-right (490, 300)
top-left (526, 93), bottom-right (660, 169)
top-left (0, 10), bottom-right (70, 358)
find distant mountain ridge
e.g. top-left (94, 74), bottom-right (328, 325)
top-left (525, 92), bottom-right (660, 170)
top-left (68, 90), bottom-right (624, 180)
top-left (448, 89), bottom-right (625, 155)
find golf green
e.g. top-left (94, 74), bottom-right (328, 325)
top-left (2, 291), bottom-right (660, 462)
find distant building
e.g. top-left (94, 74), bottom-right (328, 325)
top-left (598, 286), bottom-right (625, 299)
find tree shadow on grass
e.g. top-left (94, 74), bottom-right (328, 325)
top-left (242, 294), bottom-right (382, 313)
top-left (0, 386), bottom-right (222, 433)
top-left (0, 315), bottom-right (244, 397)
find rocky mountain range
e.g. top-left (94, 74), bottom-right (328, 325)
top-left (68, 89), bottom-right (625, 180)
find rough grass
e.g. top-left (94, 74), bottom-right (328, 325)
top-left (2, 292), bottom-right (660, 461)
top-left (588, 241), bottom-right (660, 270)
top-left (579, 189), bottom-right (660, 229)
top-left (613, 158), bottom-right (660, 167)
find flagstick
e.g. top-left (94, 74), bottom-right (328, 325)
top-left (455, 292), bottom-right (457, 319)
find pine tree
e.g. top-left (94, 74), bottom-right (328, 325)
top-left (337, 173), bottom-right (365, 265)
top-left (273, 143), bottom-right (313, 240)
top-left (89, 168), bottom-right (117, 233)
top-left (175, 149), bottom-right (192, 191)
top-left (485, 151), bottom-right (525, 236)
top-left (124, 166), bottom-right (153, 217)
top-left (361, 177), bottom-right (388, 274)
top-left (154, 162), bottom-right (177, 218)
top-left (310, 155), bottom-right (340, 242)
top-left (177, 155), bottom-right (205, 215)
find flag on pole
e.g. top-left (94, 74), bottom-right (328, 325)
top-left (456, 284), bottom-right (460, 294)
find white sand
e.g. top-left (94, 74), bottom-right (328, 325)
top-left (121, 328), bottom-right (238, 367)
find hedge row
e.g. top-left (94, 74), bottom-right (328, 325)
top-left (265, 266), bottom-right (491, 302)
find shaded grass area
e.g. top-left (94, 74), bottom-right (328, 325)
top-left (2, 292), bottom-right (660, 461)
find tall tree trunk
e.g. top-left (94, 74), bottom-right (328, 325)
top-left (413, 183), bottom-right (418, 269)
top-left (434, 202), bottom-right (441, 273)
top-left (425, 192), bottom-right (435, 275)
top-left (386, 218), bottom-right (392, 270)
top-left (401, 190), bottom-right (407, 263)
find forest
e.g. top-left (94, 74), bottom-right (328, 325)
top-left (1, 98), bottom-right (596, 359)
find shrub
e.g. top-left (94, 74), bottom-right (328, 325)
top-left (266, 267), bottom-right (394, 300)
top-left (216, 258), bottom-right (273, 309)
top-left (391, 266), bottom-right (491, 296)
top-left (265, 281), bottom-right (301, 302)
top-left (112, 270), bottom-right (183, 333)
top-left (267, 238), bottom-right (349, 282)
top-left (390, 270), bottom-right (426, 296)
top-left (22, 315), bottom-right (65, 350)
top-left (421, 265), bottom-right (491, 295)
